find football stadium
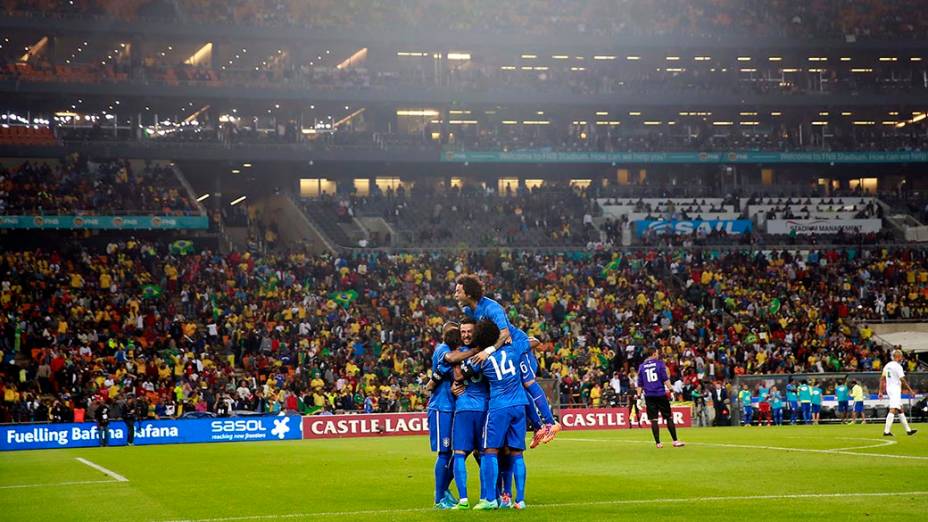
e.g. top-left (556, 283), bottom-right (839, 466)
top-left (0, 1), bottom-right (927, 520)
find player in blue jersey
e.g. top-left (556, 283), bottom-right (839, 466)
top-left (425, 322), bottom-right (482, 510)
top-left (636, 348), bottom-right (684, 448)
top-left (447, 318), bottom-right (489, 510)
top-left (738, 384), bottom-right (753, 426)
top-left (798, 380), bottom-right (812, 424)
top-left (835, 379), bottom-right (850, 423)
top-left (468, 319), bottom-right (530, 510)
top-left (454, 275), bottom-right (560, 446)
top-left (770, 386), bottom-right (784, 426)
top-left (786, 380), bottom-right (799, 425)
top-left (810, 381), bottom-right (823, 425)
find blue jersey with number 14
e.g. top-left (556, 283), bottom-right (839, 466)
top-left (479, 344), bottom-right (529, 411)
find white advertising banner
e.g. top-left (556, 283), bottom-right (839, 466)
top-left (766, 219), bottom-right (882, 235)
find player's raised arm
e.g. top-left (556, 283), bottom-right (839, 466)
top-left (444, 346), bottom-right (481, 364)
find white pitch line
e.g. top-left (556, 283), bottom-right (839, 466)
top-left (75, 457), bottom-right (129, 482)
top-left (557, 437), bottom-right (928, 460)
top-left (157, 491), bottom-right (928, 522)
top-left (0, 479), bottom-right (117, 490)
top-left (828, 437), bottom-right (897, 452)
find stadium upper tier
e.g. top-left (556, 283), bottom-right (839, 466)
top-left (6, 0), bottom-right (928, 43)
top-left (0, 241), bottom-right (924, 423)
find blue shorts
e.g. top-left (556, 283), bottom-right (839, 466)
top-left (854, 401), bottom-right (864, 413)
top-left (429, 409), bottom-right (453, 452)
top-left (519, 351), bottom-right (539, 384)
top-left (811, 404), bottom-right (821, 414)
top-left (837, 401), bottom-right (849, 414)
top-left (789, 401), bottom-right (798, 410)
top-left (483, 407), bottom-right (527, 451)
top-left (453, 410), bottom-right (487, 453)
top-left (743, 406), bottom-right (753, 416)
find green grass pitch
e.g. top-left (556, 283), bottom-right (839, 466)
top-left (1, 423), bottom-right (925, 521)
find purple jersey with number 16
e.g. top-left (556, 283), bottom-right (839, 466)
top-left (637, 358), bottom-right (668, 397)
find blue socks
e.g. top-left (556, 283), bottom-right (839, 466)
top-left (526, 381), bottom-right (555, 424)
top-left (453, 453), bottom-right (468, 500)
top-left (499, 453), bottom-right (513, 497)
top-left (480, 454), bottom-right (499, 502)
top-left (512, 454), bottom-right (527, 503)
top-left (435, 452), bottom-right (453, 503)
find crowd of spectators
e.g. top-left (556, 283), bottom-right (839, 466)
top-left (12, 0), bottom-right (928, 41)
top-left (0, 158), bottom-right (197, 215)
top-left (341, 183), bottom-right (599, 248)
top-left (1, 238), bottom-right (925, 424)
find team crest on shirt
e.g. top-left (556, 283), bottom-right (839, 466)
top-left (442, 437), bottom-right (450, 448)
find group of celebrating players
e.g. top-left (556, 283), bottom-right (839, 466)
top-left (425, 275), bottom-right (685, 510)
top-left (425, 275), bottom-right (561, 510)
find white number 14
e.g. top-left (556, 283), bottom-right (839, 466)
top-left (490, 351), bottom-right (517, 380)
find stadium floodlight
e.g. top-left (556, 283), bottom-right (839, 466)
top-left (230, 196), bottom-right (247, 206)
top-left (196, 194), bottom-right (210, 202)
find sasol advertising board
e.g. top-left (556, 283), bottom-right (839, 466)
top-left (635, 219), bottom-right (752, 236)
top-left (0, 415), bottom-right (302, 451)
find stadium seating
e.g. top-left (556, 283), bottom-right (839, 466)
top-left (0, 158), bottom-right (198, 215)
top-left (598, 198), bottom-right (739, 222)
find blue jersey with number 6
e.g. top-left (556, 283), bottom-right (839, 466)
top-left (479, 344), bottom-right (529, 411)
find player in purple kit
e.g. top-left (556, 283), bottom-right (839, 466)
top-left (636, 348), bottom-right (685, 448)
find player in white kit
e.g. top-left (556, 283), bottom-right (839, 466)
top-left (879, 350), bottom-right (918, 437)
